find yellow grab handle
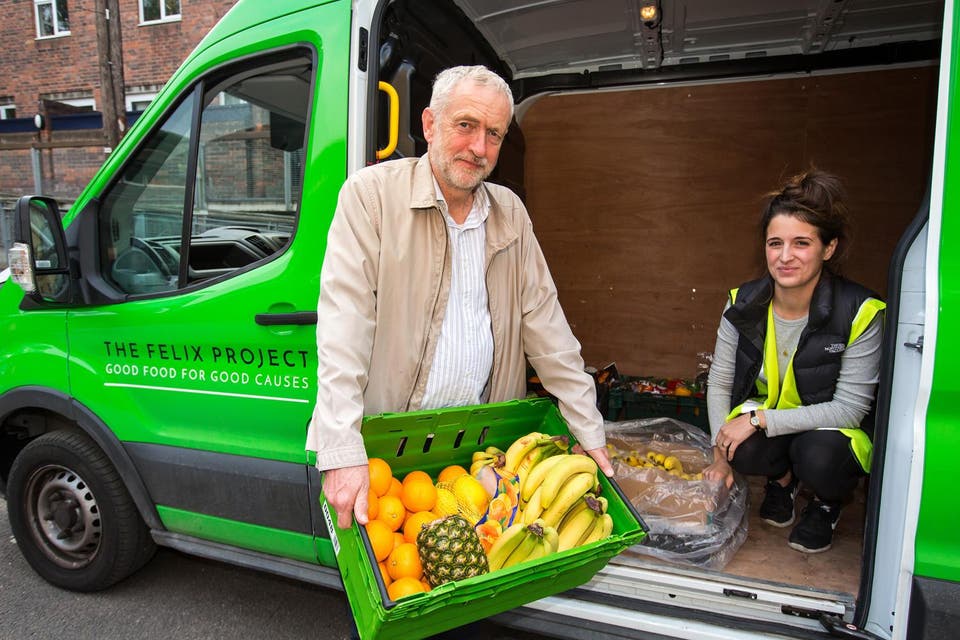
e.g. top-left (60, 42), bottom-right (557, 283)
top-left (377, 81), bottom-right (399, 160)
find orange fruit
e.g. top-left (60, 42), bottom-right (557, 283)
top-left (366, 488), bottom-right (379, 520)
top-left (387, 576), bottom-right (425, 601)
top-left (403, 510), bottom-right (436, 543)
top-left (401, 477), bottom-right (437, 513)
top-left (387, 542), bottom-right (423, 581)
top-left (421, 578), bottom-right (432, 592)
top-left (378, 560), bottom-right (392, 588)
top-left (393, 532), bottom-right (405, 549)
top-left (376, 494), bottom-right (405, 531)
top-left (386, 477), bottom-right (403, 499)
top-left (365, 519), bottom-right (395, 562)
top-left (437, 464), bottom-right (468, 484)
top-left (368, 458), bottom-right (393, 497)
top-left (402, 470), bottom-right (433, 487)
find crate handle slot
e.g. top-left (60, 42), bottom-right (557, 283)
top-left (453, 429), bottom-right (465, 448)
top-left (394, 436), bottom-right (408, 457)
top-left (422, 433), bottom-right (435, 453)
top-left (476, 425), bottom-right (489, 446)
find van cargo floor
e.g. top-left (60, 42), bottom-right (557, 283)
top-left (611, 475), bottom-right (864, 597)
top-left (723, 476), bottom-right (863, 596)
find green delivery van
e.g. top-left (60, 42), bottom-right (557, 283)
top-left (1, 0), bottom-right (958, 638)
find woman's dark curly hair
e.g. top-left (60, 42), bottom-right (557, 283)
top-left (760, 169), bottom-right (850, 273)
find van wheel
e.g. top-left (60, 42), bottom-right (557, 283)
top-left (7, 430), bottom-right (156, 591)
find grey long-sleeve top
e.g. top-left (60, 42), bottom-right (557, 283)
top-left (706, 302), bottom-right (883, 442)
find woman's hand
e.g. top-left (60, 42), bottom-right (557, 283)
top-left (715, 413), bottom-right (757, 462)
top-left (703, 455), bottom-right (734, 488)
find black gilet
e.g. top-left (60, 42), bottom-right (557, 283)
top-left (723, 272), bottom-right (880, 425)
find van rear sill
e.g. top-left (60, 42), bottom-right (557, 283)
top-left (501, 593), bottom-right (837, 640)
top-left (568, 563), bottom-right (848, 631)
top-left (611, 551), bottom-right (858, 604)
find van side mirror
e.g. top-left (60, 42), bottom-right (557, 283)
top-left (10, 195), bottom-right (71, 302)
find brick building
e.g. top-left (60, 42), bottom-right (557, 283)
top-left (0, 0), bottom-right (237, 200)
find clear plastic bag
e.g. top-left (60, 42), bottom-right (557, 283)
top-left (605, 417), bottom-right (748, 570)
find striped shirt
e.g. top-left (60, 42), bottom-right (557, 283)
top-left (420, 183), bottom-right (494, 409)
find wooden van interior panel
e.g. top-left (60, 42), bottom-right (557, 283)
top-left (522, 66), bottom-right (938, 379)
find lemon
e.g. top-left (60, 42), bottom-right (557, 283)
top-left (433, 487), bottom-right (459, 518)
top-left (451, 474), bottom-right (489, 522)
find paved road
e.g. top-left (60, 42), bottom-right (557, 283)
top-left (0, 499), bottom-right (546, 640)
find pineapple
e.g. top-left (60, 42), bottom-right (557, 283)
top-left (416, 515), bottom-right (489, 587)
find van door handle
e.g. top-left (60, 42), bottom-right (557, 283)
top-left (255, 312), bottom-right (318, 326)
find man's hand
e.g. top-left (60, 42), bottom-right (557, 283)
top-left (323, 464), bottom-right (370, 529)
top-left (583, 446), bottom-right (614, 477)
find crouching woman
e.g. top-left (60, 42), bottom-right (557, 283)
top-left (704, 169), bottom-right (884, 554)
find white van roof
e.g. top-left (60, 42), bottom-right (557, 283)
top-left (453, 0), bottom-right (944, 78)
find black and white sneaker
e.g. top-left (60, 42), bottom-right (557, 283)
top-left (759, 475), bottom-right (799, 527)
top-left (788, 500), bottom-right (841, 553)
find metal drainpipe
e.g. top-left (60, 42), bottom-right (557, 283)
top-left (31, 147), bottom-right (43, 194)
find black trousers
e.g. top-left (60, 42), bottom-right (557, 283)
top-left (730, 429), bottom-right (864, 503)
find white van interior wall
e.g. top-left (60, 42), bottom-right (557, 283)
top-left (523, 65), bottom-right (938, 378)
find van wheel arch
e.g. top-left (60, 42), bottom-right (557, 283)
top-left (0, 387), bottom-right (162, 531)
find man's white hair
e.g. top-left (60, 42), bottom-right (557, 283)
top-left (429, 65), bottom-right (515, 122)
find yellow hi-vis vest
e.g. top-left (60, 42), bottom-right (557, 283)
top-left (726, 289), bottom-right (885, 473)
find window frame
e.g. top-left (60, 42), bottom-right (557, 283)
top-left (0, 104), bottom-right (15, 120)
top-left (34, 0), bottom-right (70, 39)
top-left (87, 45), bottom-right (315, 303)
top-left (58, 97), bottom-right (96, 111)
top-left (138, 0), bottom-right (182, 25)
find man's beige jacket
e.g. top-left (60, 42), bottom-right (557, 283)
top-left (307, 156), bottom-right (603, 470)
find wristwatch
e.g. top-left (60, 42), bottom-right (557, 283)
top-left (749, 410), bottom-right (763, 430)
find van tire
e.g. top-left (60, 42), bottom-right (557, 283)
top-left (7, 430), bottom-right (156, 591)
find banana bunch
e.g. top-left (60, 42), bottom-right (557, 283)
top-left (609, 445), bottom-right (703, 480)
top-left (502, 431), bottom-right (569, 483)
top-left (556, 493), bottom-right (614, 552)
top-left (486, 518), bottom-right (559, 571)
top-left (520, 453), bottom-right (599, 529)
top-left (469, 445), bottom-right (506, 477)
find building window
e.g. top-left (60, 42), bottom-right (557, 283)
top-left (140, 0), bottom-right (181, 24)
top-left (0, 104), bottom-right (15, 119)
top-left (35, 0), bottom-right (70, 38)
top-left (126, 92), bottom-right (157, 112)
top-left (59, 97), bottom-right (96, 111)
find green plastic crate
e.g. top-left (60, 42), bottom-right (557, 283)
top-left (675, 395), bottom-right (709, 431)
top-left (607, 386), bottom-right (709, 431)
top-left (622, 393), bottom-right (708, 430)
top-left (322, 397), bottom-right (646, 640)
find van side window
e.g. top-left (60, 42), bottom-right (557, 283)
top-left (99, 52), bottom-right (310, 296)
top-left (100, 95), bottom-right (193, 294)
